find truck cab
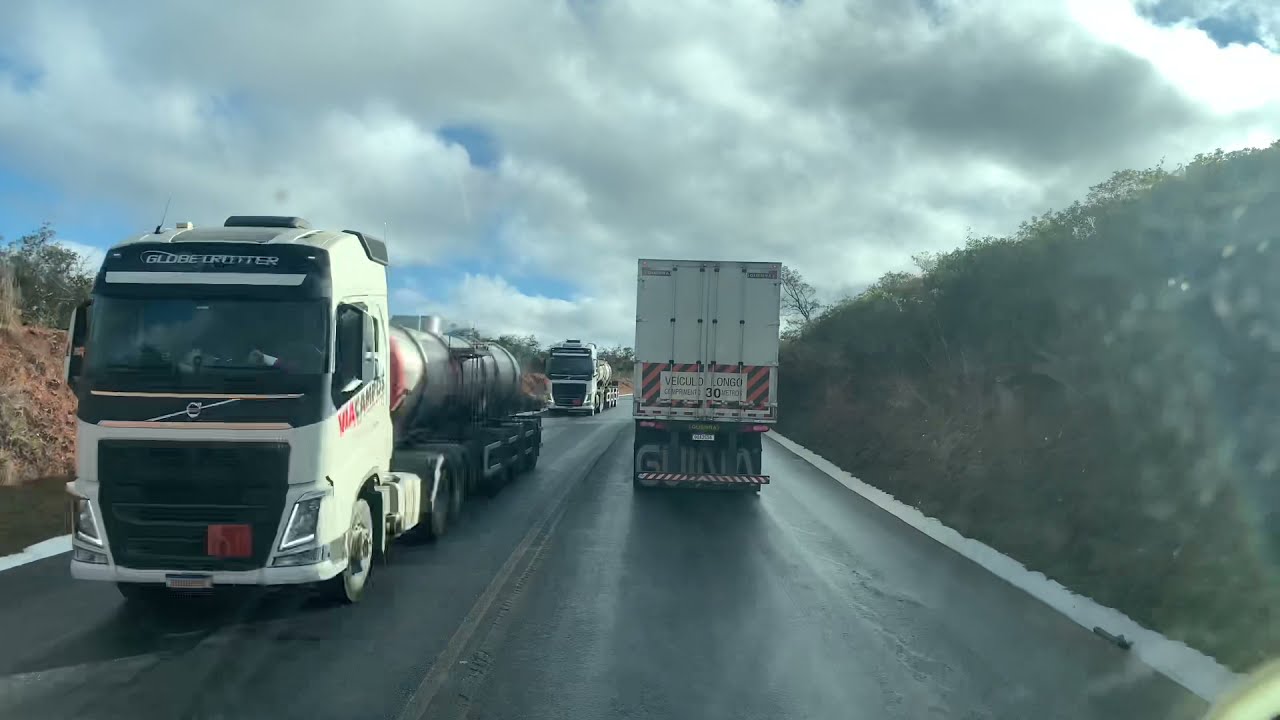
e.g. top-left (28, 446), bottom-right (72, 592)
top-left (63, 216), bottom-right (424, 604)
top-left (545, 339), bottom-right (616, 415)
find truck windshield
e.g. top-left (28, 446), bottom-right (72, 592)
top-left (546, 355), bottom-right (595, 377)
top-left (86, 297), bottom-right (329, 375)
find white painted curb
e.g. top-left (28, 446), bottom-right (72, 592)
top-left (0, 534), bottom-right (70, 573)
top-left (766, 431), bottom-right (1241, 702)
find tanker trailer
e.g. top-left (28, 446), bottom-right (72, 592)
top-left (388, 320), bottom-right (544, 537)
top-left (596, 359), bottom-right (619, 410)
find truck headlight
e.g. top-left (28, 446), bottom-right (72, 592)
top-left (280, 495), bottom-right (323, 550)
top-left (73, 546), bottom-right (108, 564)
top-left (72, 497), bottom-right (102, 547)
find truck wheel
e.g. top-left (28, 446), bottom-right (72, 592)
top-left (427, 466), bottom-right (455, 538)
top-left (445, 460), bottom-right (464, 520)
top-left (327, 498), bottom-right (374, 604)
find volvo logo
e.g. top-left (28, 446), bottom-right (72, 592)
top-left (143, 398), bottom-right (243, 423)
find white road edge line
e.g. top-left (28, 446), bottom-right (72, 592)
top-left (766, 431), bottom-right (1241, 703)
top-left (0, 534), bottom-right (71, 573)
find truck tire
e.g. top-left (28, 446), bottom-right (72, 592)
top-left (327, 497), bottom-right (374, 604)
top-left (425, 468), bottom-right (452, 539)
top-left (445, 459), bottom-right (464, 520)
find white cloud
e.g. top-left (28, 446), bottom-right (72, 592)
top-left (0, 0), bottom-right (1276, 342)
top-left (1069, 0), bottom-right (1280, 114)
top-left (56, 240), bottom-right (105, 271)
top-left (392, 274), bottom-right (633, 348)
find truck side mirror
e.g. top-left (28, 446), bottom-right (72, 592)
top-left (63, 299), bottom-right (91, 391)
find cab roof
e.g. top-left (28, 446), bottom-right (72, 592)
top-left (110, 215), bottom-right (389, 266)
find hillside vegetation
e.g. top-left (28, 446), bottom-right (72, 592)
top-left (778, 142), bottom-right (1280, 672)
top-left (0, 226), bottom-right (88, 487)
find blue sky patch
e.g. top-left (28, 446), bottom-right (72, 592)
top-left (0, 162), bottom-right (138, 248)
top-left (437, 124), bottom-right (501, 169)
top-left (0, 52), bottom-right (42, 93)
top-left (1138, 0), bottom-right (1264, 47)
top-left (206, 90), bottom-right (254, 123)
top-left (388, 256), bottom-right (578, 310)
top-left (1193, 14), bottom-right (1263, 47)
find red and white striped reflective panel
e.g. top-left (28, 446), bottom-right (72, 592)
top-left (636, 472), bottom-right (771, 484)
top-left (638, 363), bottom-right (773, 408)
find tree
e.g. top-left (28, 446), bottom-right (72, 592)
top-left (0, 223), bottom-right (94, 329)
top-left (781, 265), bottom-right (822, 332)
top-left (775, 143), bottom-right (1280, 671)
top-left (491, 333), bottom-right (545, 371)
top-left (599, 345), bottom-right (635, 372)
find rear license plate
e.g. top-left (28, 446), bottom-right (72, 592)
top-left (691, 433), bottom-right (715, 441)
top-left (165, 574), bottom-right (213, 590)
top-left (207, 524), bottom-right (253, 558)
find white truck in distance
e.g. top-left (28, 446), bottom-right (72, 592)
top-left (632, 259), bottom-right (781, 491)
top-left (62, 215), bottom-right (543, 607)
top-left (545, 339), bottom-right (618, 415)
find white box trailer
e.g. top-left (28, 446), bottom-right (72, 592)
top-left (632, 259), bottom-right (781, 491)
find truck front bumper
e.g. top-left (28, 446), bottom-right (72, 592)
top-left (70, 555), bottom-right (346, 586)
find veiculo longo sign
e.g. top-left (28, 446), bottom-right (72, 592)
top-left (140, 250), bottom-right (280, 267)
top-left (659, 371), bottom-right (746, 402)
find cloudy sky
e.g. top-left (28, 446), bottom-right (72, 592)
top-left (0, 0), bottom-right (1277, 347)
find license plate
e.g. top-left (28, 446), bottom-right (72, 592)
top-left (207, 524), bottom-right (253, 558)
top-left (165, 574), bottom-right (213, 590)
top-left (691, 433), bottom-right (715, 442)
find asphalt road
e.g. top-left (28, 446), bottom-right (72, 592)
top-left (0, 399), bottom-right (1208, 720)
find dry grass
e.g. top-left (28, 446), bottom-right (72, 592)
top-left (0, 389), bottom-right (38, 487)
top-left (0, 261), bottom-right (19, 330)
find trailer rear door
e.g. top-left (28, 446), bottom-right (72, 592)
top-left (633, 259), bottom-right (781, 422)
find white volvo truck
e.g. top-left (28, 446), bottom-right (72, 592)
top-left (545, 339), bottom-right (618, 415)
top-left (632, 259), bottom-right (781, 492)
top-left (63, 215), bottom-right (542, 607)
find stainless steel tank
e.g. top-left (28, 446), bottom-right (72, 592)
top-left (479, 341), bottom-right (522, 413)
top-left (388, 322), bottom-right (527, 439)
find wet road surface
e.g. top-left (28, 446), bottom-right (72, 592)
top-left (0, 400), bottom-right (1207, 719)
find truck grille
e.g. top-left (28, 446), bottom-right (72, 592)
top-left (552, 384), bottom-right (587, 406)
top-left (98, 440), bottom-right (289, 571)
